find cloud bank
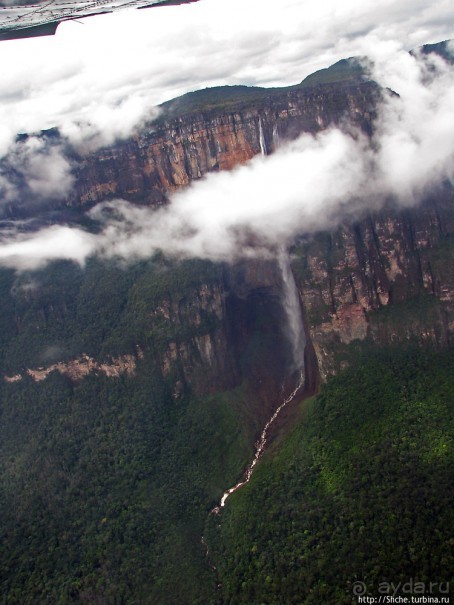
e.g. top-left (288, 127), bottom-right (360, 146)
top-left (0, 136), bottom-right (74, 204)
top-left (0, 47), bottom-right (452, 271)
top-left (0, 0), bottom-right (453, 157)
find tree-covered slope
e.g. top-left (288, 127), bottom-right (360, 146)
top-left (0, 369), bottom-right (258, 604)
top-left (207, 346), bottom-right (454, 605)
top-left (0, 257), bottom-right (271, 605)
top-left (0, 229), bottom-right (453, 605)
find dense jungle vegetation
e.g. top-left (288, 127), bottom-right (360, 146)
top-left (0, 257), bottom-right (452, 605)
top-left (0, 258), bottom-right (254, 605)
top-left (208, 346), bottom-right (453, 605)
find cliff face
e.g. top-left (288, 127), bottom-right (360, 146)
top-left (70, 82), bottom-right (377, 207)
top-left (65, 78), bottom-right (452, 388)
top-left (292, 191), bottom-right (454, 379)
top-left (1, 67), bottom-right (454, 605)
top-left (1, 78), bottom-right (453, 397)
top-left (0, 254), bottom-right (294, 433)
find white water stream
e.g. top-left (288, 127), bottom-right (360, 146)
top-left (212, 370), bottom-right (303, 513)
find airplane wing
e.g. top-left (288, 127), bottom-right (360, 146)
top-left (0, 0), bottom-right (199, 40)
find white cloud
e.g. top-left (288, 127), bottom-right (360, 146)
top-left (0, 49), bottom-right (452, 271)
top-left (0, 136), bottom-right (74, 203)
top-left (0, 225), bottom-right (94, 269)
top-left (0, 0), bottom-right (452, 157)
top-left (364, 41), bottom-right (454, 202)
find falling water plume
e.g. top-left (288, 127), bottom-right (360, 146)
top-left (272, 123), bottom-right (280, 150)
top-left (277, 246), bottom-right (306, 374)
top-left (212, 247), bottom-right (306, 512)
top-left (259, 117), bottom-right (267, 156)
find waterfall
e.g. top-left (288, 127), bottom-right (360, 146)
top-left (259, 118), bottom-right (267, 156)
top-left (211, 248), bottom-right (307, 513)
top-left (272, 123), bottom-right (280, 150)
top-left (277, 246), bottom-right (306, 374)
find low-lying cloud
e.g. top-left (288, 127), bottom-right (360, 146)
top-left (0, 136), bottom-right (74, 204)
top-left (0, 225), bottom-right (95, 269)
top-left (0, 0), bottom-right (453, 157)
top-left (0, 48), bottom-right (453, 271)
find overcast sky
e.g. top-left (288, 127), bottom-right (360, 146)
top-left (0, 0), bottom-right (453, 154)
